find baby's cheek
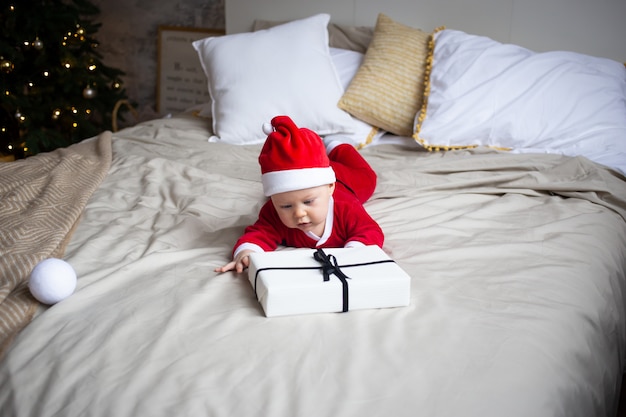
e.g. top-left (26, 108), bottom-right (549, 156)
top-left (278, 212), bottom-right (295, 228)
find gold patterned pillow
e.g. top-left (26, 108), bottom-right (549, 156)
top-left (337, 14), bottom-right (431, 137)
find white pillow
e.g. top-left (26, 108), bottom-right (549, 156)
top-left (414, 29), bottom-right (626, 174)
top-left (193, 14), bottom-right (356, 145)
top-left (326, 47), bottom-right (385, 148)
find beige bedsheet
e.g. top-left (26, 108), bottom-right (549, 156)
top-left (1, 114), bottom-right (625, 417)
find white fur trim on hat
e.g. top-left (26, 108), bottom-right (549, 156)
top-left (262, 167), bottom-right (336, 196)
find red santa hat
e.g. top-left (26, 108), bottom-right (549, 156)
top-left (259, 115), bottom-right (336, 197)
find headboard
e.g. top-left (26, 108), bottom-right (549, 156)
top-left (225, 0), bottom-right (626, 62)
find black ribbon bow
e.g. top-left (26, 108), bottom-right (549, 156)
top-left (313, 248), bottom-right (351, 312)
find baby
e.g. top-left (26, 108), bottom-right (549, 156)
top-left (216, 115), bottom-right (384, 273)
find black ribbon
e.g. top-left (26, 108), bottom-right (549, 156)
top-left (253, 249), bottom-right (396, 313)
top-left (313, 248), bottom-right (351, 312)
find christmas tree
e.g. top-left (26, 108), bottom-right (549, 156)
top-left (0, 0), bottom-right (128, 159)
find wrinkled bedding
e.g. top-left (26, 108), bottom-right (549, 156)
top-left (0, 133), bottom-right (112, 357)
top-left (1, 113), bottom-right (625, 417)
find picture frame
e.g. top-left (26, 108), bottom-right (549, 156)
top-left (156, 26), bottom-right (224, 115)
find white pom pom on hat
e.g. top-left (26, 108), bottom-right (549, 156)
top-left (259, 115), bottom-right (335, 196)
top-left (262, 122), bottom-right (274, 136)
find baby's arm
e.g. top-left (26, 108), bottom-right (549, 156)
top-left (215, 241), bottom-right (266, 274)
top-left (215, 201), bottom-right (282, 273)
top-left (342, 200), bottom-right (384, 248)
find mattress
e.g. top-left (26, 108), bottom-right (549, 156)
top-left (1, 112), bottom-right (625, 416)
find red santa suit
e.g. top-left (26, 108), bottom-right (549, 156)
top-left (233, 116), bottom-right (383, 257)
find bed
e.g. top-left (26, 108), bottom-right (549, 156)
top-left (1, 3), bottom-right (626, 417)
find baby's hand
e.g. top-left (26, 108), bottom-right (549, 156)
top-left (214, 250), bottom-right (254, 273)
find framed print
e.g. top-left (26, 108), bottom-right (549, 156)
top-left (157, 26), bottom-right (224, 115)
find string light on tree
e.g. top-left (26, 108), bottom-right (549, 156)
top-left (15, 110), bottom-right (26, 124)
top-left (0, 0), bottom-right (130, 158)
top-left (1, 58), bottom-right (14, 73)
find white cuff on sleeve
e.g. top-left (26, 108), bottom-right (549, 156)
top-left (233, 242), bottom-right (265, 258)
top-left (344, 240), bottom-right (366, 248)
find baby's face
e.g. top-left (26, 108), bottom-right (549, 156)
top-left (270, 184), bottom-right (335, 237)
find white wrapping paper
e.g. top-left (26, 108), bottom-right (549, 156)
top-left (248, 246), bottom-right (411, 317)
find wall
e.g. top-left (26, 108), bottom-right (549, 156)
top-left (91, 0), bottom-right (225, 124)
top-left (94, 0), bottom-right (626, 126)
top-left (226, 0), bottom-right (626, 62)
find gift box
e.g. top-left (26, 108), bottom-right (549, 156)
top-left (248, 245), bottom-right (411, 317)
